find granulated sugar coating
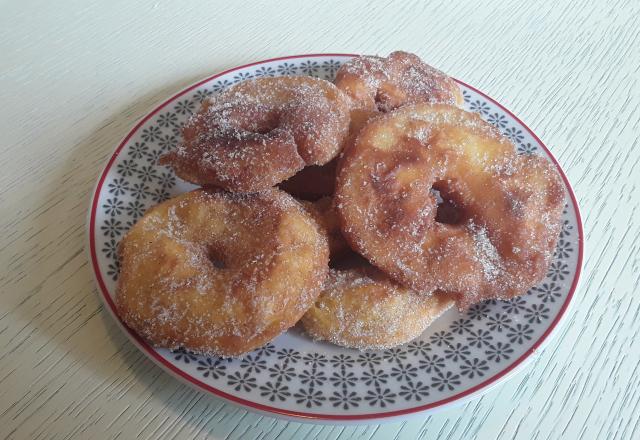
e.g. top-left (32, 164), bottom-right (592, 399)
top-left (115, 188), bottom-right (329, 357)
top-left (334, 51), bottom-right (463, 113)
top-left (160, 76), bottom-right (351, 193)
top-left (335, 103), bottom-right (564, 309)
top-left (301, 266), bottom-right (455, 350)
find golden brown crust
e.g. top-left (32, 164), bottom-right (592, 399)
top-left (335, 51), bottom-right (463, 112)
top-left (160, 76), bottom-right (351, 192)
top-left (116, 188), bottom-right (329, 357)
top-left (335, 103), bottom-right (564, 308)
top-left (301, 267), bottom-right (455, 350)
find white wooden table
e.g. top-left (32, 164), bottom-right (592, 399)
top-left (1, 1), bottom-right (639, 438)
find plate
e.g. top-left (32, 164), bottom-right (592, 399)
top-left (87, 54), bottom-right (583, 423)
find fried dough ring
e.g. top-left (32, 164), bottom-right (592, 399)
top-left (301, 266), bottom-right (455, 350)
top-left (160, 76), bottom-right (351, 192)
top-left (335, 51), bottom-right (463, 112)
top-left (116, 189), bottom-right (329, 357)
top-left (336, 103), bottom-right (564, 308)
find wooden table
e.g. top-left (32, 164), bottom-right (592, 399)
top-left (2, 1), bottom-right (639, 438)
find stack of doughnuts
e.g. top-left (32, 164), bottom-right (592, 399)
top-left (117, 51), bottom-right (564, 356)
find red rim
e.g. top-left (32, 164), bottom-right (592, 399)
top-left (88, 54), bottom-right (584, 421)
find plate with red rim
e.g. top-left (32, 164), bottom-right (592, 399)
top-left (87, 54), bottom-right (583, 423)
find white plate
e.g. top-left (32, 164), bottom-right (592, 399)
top-left (87, 54), bottom-right (584, 423)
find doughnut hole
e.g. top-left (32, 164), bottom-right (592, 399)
top-left (432, 180), bottom-right (467, 225)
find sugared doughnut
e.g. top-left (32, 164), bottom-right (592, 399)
top-left (301, 266), bottom-right (455, 350)
top-left (335, 103), bottom-right (564, 308)
top-left (334, 51), bottom-right (463, 112)
top-left (300, 197), bottom-right (350, 259)
top-left (116, 188), bottom-right (329, 357)
top-left (160, 76), bottom-right (351, 192)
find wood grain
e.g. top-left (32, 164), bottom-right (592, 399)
top-left (1, 0), bottom-right (639, 438)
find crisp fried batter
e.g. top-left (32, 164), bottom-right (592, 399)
top-left (336, 103), bottom-right (564, 307)
top-left (160, 76), bottom-right (351, 192)
top-left (335, 51), bottom-right (463, 112)
top-left (116, 189), bottom-right (329, 357)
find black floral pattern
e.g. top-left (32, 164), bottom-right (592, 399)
top-left (254, 66), bottom-right (275, 78)
top-left (524, 303), bottom-right (550, 324)
top-left (487, 112), bottom-right (508, 129)
top-left (486, 313), bottom-right (513, 332)
top-left (194, 89), bottom-right (212, 102)
top-left (501, 296), bottom-right (528, 314)
top-left (419, 354), bottom-right (445, 373)
top-left (233, 71), bottom-right (253, 82)
top-left (533, 282), bottom-right (562, 303)
top-left (125, 200), bottom-right (146, 219)
top-left (174, 99), bottom-right (195, 115)
top-left (460, 358), bottom-right (489, 378)
top-left (329, 390), bottom-right (361, 410)
top-left (517, 142), bottom-right (537, 155)
top-left (101, 218), bottom-right (124, 237)
top-left (128, 141), bottom-right (148, 159)
top-left (172, 348), bottom-right (198, 364)
top-left (93, 60), bottom-right (580, 414)
top-left (506, 323), bottom-right (534, 344)
top-left (116, 159), bottom-right (138, 177)
top-left (466, 328), bottom-right (494, 348)
top-left (469, 99), bottom-right (490, 114)
top-left (277, 62), bottom-right (298, 75)
top-left (197, 358), bottom-right (227, 379)
top-left (294, 388), bottom-right (325, 407)
top-left (450, 318), bottom-right (474, 334)
top-left (430, 330), bottom-right (454, 346)
top-left (157, 112), bottom-right (178, 127)
top-left (361, 369), bottom-right (389, 386)
top-left (102, 198), bottom-right (123, 216)
top-left (364, 388), bottom-right (396, 407)
top-left (141, 126), bottom-right (161, 142)
top-left (299, 60), bottom-right (319, 75)
top-left (130, 182), bottom-right (150, 200)
top-left (259, 381), bottom-right (290, 401)
top-left (322, 59), bottom-right (341, 76)
top-left (467, 302), bottom-right (491, 320)
top-left (432, 371), bottom-right (461, 392)
top-left (227, 371), bottom-right (257, 392)
top-left (554, 240), bottom-right (574, 259)
top-left (107, 178), bottom-right (129, 196)
top-left (485, 342), bottom-right (514, 362)
top-left (101, 238), bottom-right (119, 259)
top-left (504, 127), bottom-right (525, 144)
top-left (240, 355), bottom-right (266, 374)
top-left (444, 343), bottom-right (471, 362)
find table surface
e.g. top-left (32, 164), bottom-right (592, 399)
top-left (1, 0), bottom-right (639, 438)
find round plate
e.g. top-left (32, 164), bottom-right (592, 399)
top-left (87, 54), bottom-right (584, 423)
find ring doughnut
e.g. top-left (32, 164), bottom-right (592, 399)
top-left (116, 188), bottom-right (329, 357)
top-left (160, 76), bottom-right (351, 192)
top-left (334, 51), bottom-right (463, 112)
top-left (335, 103), bottom-right (564, 307)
